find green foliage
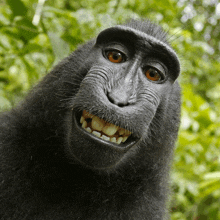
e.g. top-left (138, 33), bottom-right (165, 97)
top-left (0, 0), bottom-right (219, 219)
top-left (6, 0), bottom-right (27, 17)
top-left (172, 84), bottom-right (220, 219)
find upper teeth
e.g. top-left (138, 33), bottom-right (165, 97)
top-left (80, 110), bottom-right (131, 145)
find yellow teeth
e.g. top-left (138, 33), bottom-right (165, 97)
top-left (91, 116), bottom-right (105, 131)
top-left (102, 123), bottom-right (118, 136)
top-left (92, 131), bottom-right (101, 137)
top-left (80, 110), bottom-right (131, 145)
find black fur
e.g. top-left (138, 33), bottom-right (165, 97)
top-left (0, 20), bottom-right (181, 220)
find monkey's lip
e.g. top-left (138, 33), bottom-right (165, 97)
top-left (73, 110), bottom-right (138, 148)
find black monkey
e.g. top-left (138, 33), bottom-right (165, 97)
top-left (0, 20), bottom-right (180, 220)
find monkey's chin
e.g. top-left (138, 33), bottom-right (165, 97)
top-left (67, 111), bottom-right (139, 170)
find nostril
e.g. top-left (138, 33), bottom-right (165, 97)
top-left (107, 91), bottom-right (129, 107)
top-left (118, 102), bottom-right (127, 107)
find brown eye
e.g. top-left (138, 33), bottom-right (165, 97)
top-left (145, 67), bottom-right (162, 81)
top-left (106, 50), bottom-right (124, 63)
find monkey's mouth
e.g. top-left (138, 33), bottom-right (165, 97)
top-left (79, 110), bottom-right (132, 144)
top-left (74, 110), bottom-right (137, 147)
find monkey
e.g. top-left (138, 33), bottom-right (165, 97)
top-left (0, 19), bottom-right (181, 220)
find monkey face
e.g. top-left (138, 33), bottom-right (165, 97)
top-left (66, 24), bottom-right (180, 170)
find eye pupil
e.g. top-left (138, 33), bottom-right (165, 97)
top-left (149, 71), bottom-right (156, 77)
top-left (113, 53), bottom-right (119, 60)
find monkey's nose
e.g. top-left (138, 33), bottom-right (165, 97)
top-left (107, 90), bottom-right (130, 107)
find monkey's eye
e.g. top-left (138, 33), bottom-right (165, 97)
top-left (145, 67), bottom-right (163, 82)
top-left (105, 50), bottom-right (125, 63)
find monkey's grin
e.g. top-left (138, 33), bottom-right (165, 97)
top-left (79, 110), bottom-right (132, 145)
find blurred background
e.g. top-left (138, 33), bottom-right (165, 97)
top-left (0, 0), bottom-right (219, 219)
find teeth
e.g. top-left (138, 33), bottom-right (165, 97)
top-left (125, 130), bottom-right (131, 135)
top-left (102, 123), bottom-right (118, 136)
top-left (101, 135), bottom-right (110, 141)
top-left (79, 110), bottom-right (132, 145)
top-left (82, 120), bottom-right (87, 129)
top-left (91, 116), bottom-right (105, 131)
top-left (110, 137), bottom-right (117, 143)
top-left (117, 137), bottom-right (123, 144)
top-left (80, 116), bottom-right (85, 124)
top-left (85, 127), bottom-right (92, 133)
top-left (92, 131), bottom-right (101, 137)
top-left (118, 128), bottom-right (125, 135)
top-left (122, 136), bottom-right (128, 143)
top-left (83, 110), bottom-right (94, 119)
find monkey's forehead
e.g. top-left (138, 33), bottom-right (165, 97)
top-left (96, 25), bottom-right (180, 76)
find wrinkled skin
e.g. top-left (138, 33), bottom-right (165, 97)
top-left (0, 20), bottom-right (181, 220)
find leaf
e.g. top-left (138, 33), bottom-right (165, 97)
top-left (199, 173), bottom-right (220, 197)
top-left (22, 43), bottom-right (45, 54)
top-left (21, 57), bottom-right (38, 85)
top-left (200, 179), bottom-right (220, 189)
top-left (6, 0), bottom-right (27, 17)
top-left (201, 182), bottom-right (220, 197)
top-left (14, 17), bottom-right (39, 42)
